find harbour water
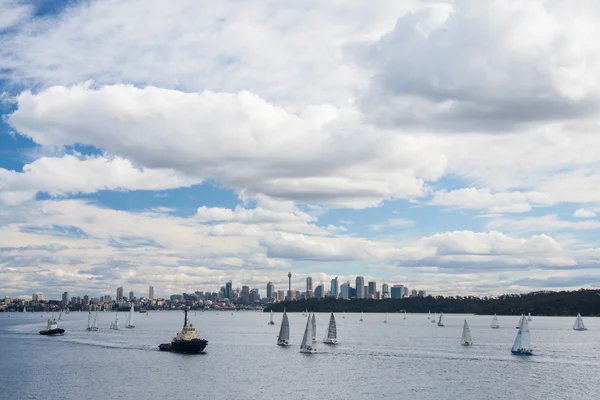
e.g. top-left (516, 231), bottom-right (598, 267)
top-left (1, 312), bottom-right (599, 399)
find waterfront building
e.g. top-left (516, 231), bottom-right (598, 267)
top-left (117, 287), bottom-right (123, 301)
top-left (340, 282), bottom-right (350, 299)
top-left (391, 285), bottom-right (403, 299)
top-left (315, 284), bottom-right (325, 299)
top-left (149, 286), bottom-right (154, 300)
top-left (330, 277), bottom-right (339, 298)
top-left (306, 277), bottom-right (313, 299)
top-left (277, 290), bottom-right (285, 301)
top-left (368, 281), bottom-right (377, 298)
top-left (382, 283), bottom-right (390, 299)
top-left (356, 276), bottom-right (365, 298)
top-left (267, 281), bottom-right (275, 299)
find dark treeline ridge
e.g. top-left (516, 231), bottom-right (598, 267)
top-left (265, 289), bottom-right (600, 316)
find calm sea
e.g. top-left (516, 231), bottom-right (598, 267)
top-left (1, 311), bottom-right (599, 399)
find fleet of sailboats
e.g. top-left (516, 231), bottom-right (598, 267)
top-left (460, 320), bottom-right (473, 346)
top-left (125, 304), bottom-right (135, 328)
top-left (323, 312), bottom-right (337, 344)
top-left (511, 315), bottom-right (533, 355)
top-left (491, 314), bottom-right (499, 329)
top-left (277, 309), bottom-right (290, 346)
top-left (573, 313), bottom-right (587, 331)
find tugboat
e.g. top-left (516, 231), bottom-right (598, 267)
top-left (39, 316), bottom-right (65, 335)
top-left (158, 309), bottom-right (208, 354)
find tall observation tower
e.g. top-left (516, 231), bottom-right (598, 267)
top-left (287, 272), bottom-right (292, 301)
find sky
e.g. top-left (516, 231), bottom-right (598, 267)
top-left (1, 0), bottom-right (600, 299)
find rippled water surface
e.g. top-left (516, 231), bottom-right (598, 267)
top-left (1, 311), bottom-right (599, 399)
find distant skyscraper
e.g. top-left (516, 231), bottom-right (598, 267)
top-left (314, 284), bottom-right (325, 299)
top-left (403, 287), bottom-right (409, 298)
top-left (368, 281), bottom-right (376, 298)
top-left (83, 294), bottom-right (90, 306)
top-left (267, 281), bottom-right (275, 299)
top-left (287, 272), bottom-right (292, 301)
top-left (356, 276), bottom-right (365, 299)
top-left (117, 286), bottom-right (123, 301)
top-left (277, 290), bottom-right (285, 302)
top-left (382, 283), bottom-right (389, 299)
top-left (225, 280), bottom-right (232, 299)
top-left (340, 282), bottom-right (350, 299)
top-left (411, 289), bottom-right (417, 297)
top-left (306, 277), bottom-right (313, 298)
top-left (149, 286), bottom-right (154, 300)
top-left (330, 277), bottom-right (339, 298)
top-left (61, 292), bottom-right (69, 304)
top-left (241, 286), bottom-right (250, 304)
top-left (129, 291), bottom-right (134, 300)
top-left (391, 285), bottom-right (403, 299)
top-left (417, 290), bottom-right (426, 297)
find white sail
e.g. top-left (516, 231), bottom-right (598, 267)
top-left (311, 313), bottom-right (317, 342)
top-left (437, 313), bottom-right (444, 326)
top-left (461, 320), bottom-right (473, 345)
top-left (126, 303), bottom-right (135, 328)
top-left (324, 312), bottom-right (337, 343)
top-left (432, 312), bottom-right (437, 323)
top-left (277, 309), bottom-right (290, 345)
top-left (110, 312), bottom-right (120, 330)
top-left (516, 314), bottom-right (523, 328)
top-left (512, 315), bottom-right (532, 353)
top-left (428, 311), bottom-right (431, 319)
top-left (384, 313), bottom-right (388, 323)
top-left (573, 313), bottom-right (587, 331)
top-left (87, 311), bottom-right (92, 330)
top-left (299, 313), bottom-right (315, 353)
top-left (403, 310), bottom-right (407, 320)
top-left (527, 312), bottom-right (532, 322)
top-left (491, 314), bottom-right (499, 329)
top-left (93, 311), bottom-right (99, 329)
top-left (269, 310), bottom-right (274, 324)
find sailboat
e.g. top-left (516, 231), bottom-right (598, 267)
top-left (110, 312), bottom-right (120, 330)
top-left (573, 313), bottom-right (587, 331)
top-left (403, 310), bottom-right (407, 320)
top-left (359, 311), bottom-right (363, 322)
top-left (342, 311), bottom-right (345, 319)
top-left (86, 311), bottom-right (93, 331)
top-left (516, 314), bottom-right (524, 328)
top-left (491, 314), bottom-right (499, 329)
top-left (427, 310), bottom-right (431, 320)
top-left (527, 312), bottom-right (532, 322)
top-left (323, 312), bottom-right (337, 344)
top-left (125, 303), bottom-right (135, 328)
top-left (300, 313), bottom-right (316, 353)
top-left (437, 312), bottom-right (444, 327)
top-left (311, 314), bottom-right (317, 342)
top-left (511, 315), bottom-right (533, 355)
top-left (460, 320), bottom-right (473, 346)
top-left (268, 310), bottom-right (275, 325)
top-left (431, 312), bottom-right (436, 323)
top-left (383, 313), bottom-right (388, 323)
top-left (277, 308), bottom-right (290, 346)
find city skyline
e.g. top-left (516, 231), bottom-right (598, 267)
top-left (2, 1), bottom-right (600, 298)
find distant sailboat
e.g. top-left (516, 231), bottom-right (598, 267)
top-left (110, 312), bottom-right (120, 330)
top-left (125, 304), bottom-right (135, 328)
top-left (359, 311), bottom-right (363, 322)
top-left (516, 314), bottom-right (524, 328)
top-left (86, 311), bottom-right (99, 331)
top-left (511, 315), bottom-right (533, 355)
top-left (311, 314), bottom-right (317, 342)
top-left (268, 310), bottom-right (275, 325)
top-left (460, 320), bottom-right (473, 346)
top-left (431, 312), bottom-right (437, 323)
top-left (342, 311), bottom-right (345, 319)
top-left (437, 313), bottom-right (444, 327)
top-left (428, 310), bottom-right (431, 320)
top-left (383, 313), bottom-right (388, 323)
top-left (299, 313), bottom-right (316, 353)
top-left (573, 313), bottom-right (587, 331)
top-left (323, 312), bottom-right (337, 344)
top-left (277, 308), bottom-right (290, 346)
top-left (527, 313), bottom-right (532, 322)
top-left (491, 314), bottom-right (499, 329)
top-left (403, 310), bottom-right (407, 320)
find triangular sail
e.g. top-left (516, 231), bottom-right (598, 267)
top-left (93, 312), bottom-right (99, 329)
top-left (300, 313), bottom-right (312, 350)
top-left (311, 314), bottom-right (317, 342)
top-left (270, 310), bottom-right (274, 324)
top-left (512, 315), bottom-right (531, 352)
top-left (461, 320), bottom-right (473, 345)
top-left (278, 310), bottom-right (290, 342)
top-left (87, 311), bottom-right (92, 329)
top-left (437, 313), bottom-right (444, 326)
top-left (491, 314), bottom-right (499, 328)
top-left (126, 304), bottom-right (135, 327)
top-left (326, 313), bottom-right (337, 339)
top-left (573, 313), bottom-right (586, 331)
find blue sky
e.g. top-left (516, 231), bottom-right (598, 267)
top-left (2, 0), bottom-right (600, 299)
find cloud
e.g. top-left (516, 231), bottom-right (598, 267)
top-left (0, 0), bottom-right (33, 31)
top-left (429, 188), bottom-right (554, 213)
top-left (486, 214), bottom-right (600, 233)
top-left (0, 154), bottom-right (201, 205)
top-left (8, 84), bottom-right (446, 208)
top-left (369, 217), bottom-right (415, 231)
top-left (574, 208), bottom-right (597, 218)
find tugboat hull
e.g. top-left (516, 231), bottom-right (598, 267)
top-left (39, 328), bottom-right (65, 335)
top-left (158, 339), bottom-right (208, 354)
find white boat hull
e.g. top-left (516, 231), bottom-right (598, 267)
top-left (323, 339), bottom-right (337, 344)
top-left (277, 340), bottom-right (289, 346)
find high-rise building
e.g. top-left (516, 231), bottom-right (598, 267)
top-left (249, 288), bottom-right (260, 303)
top-left (314, 284), bottom-right (325, 299)
top-left (32, 293), bottom-right (44, 302)
top-left (356, 276), bottom-right (365, 298)
top-left (330, 277), bottom-right (339, 298)
top-left (277, 290), bottom-right (285, 302)
top-left (411, 289), bottom-right (417, 297)
top-left (225, 281), bottom-right (232, 299)
top-left (267, 281), bottom-right (275, 299)
top-left (368, 281), bottom-right (377, 298)
top-left (117, 287), bottom-right (123, 301)
top-left (61, 292), bottom-right (69, 304)
top-left (418, 290), bottom-right (426, 297)
top-left (129, 291), bottom-right (134, 300)
top-left (241, 286), bottom-right (250, 304)
top-left (149, 286), bottom-right (154, 300)
top-left (382, 283), bottom-right (390, 299)
top-left (83, 294), bottom-right (90, 306)
top-left (391, 285), bottom-right (403, 299)
top-left (403, 287), bottom-right (409, 298)
top-left (340, 282), bottom-right (350, 299)
top-left (306, 277), bottom-right (313, 299)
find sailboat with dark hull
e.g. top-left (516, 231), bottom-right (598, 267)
top-left (159, 309), bottom-right (208, 354)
